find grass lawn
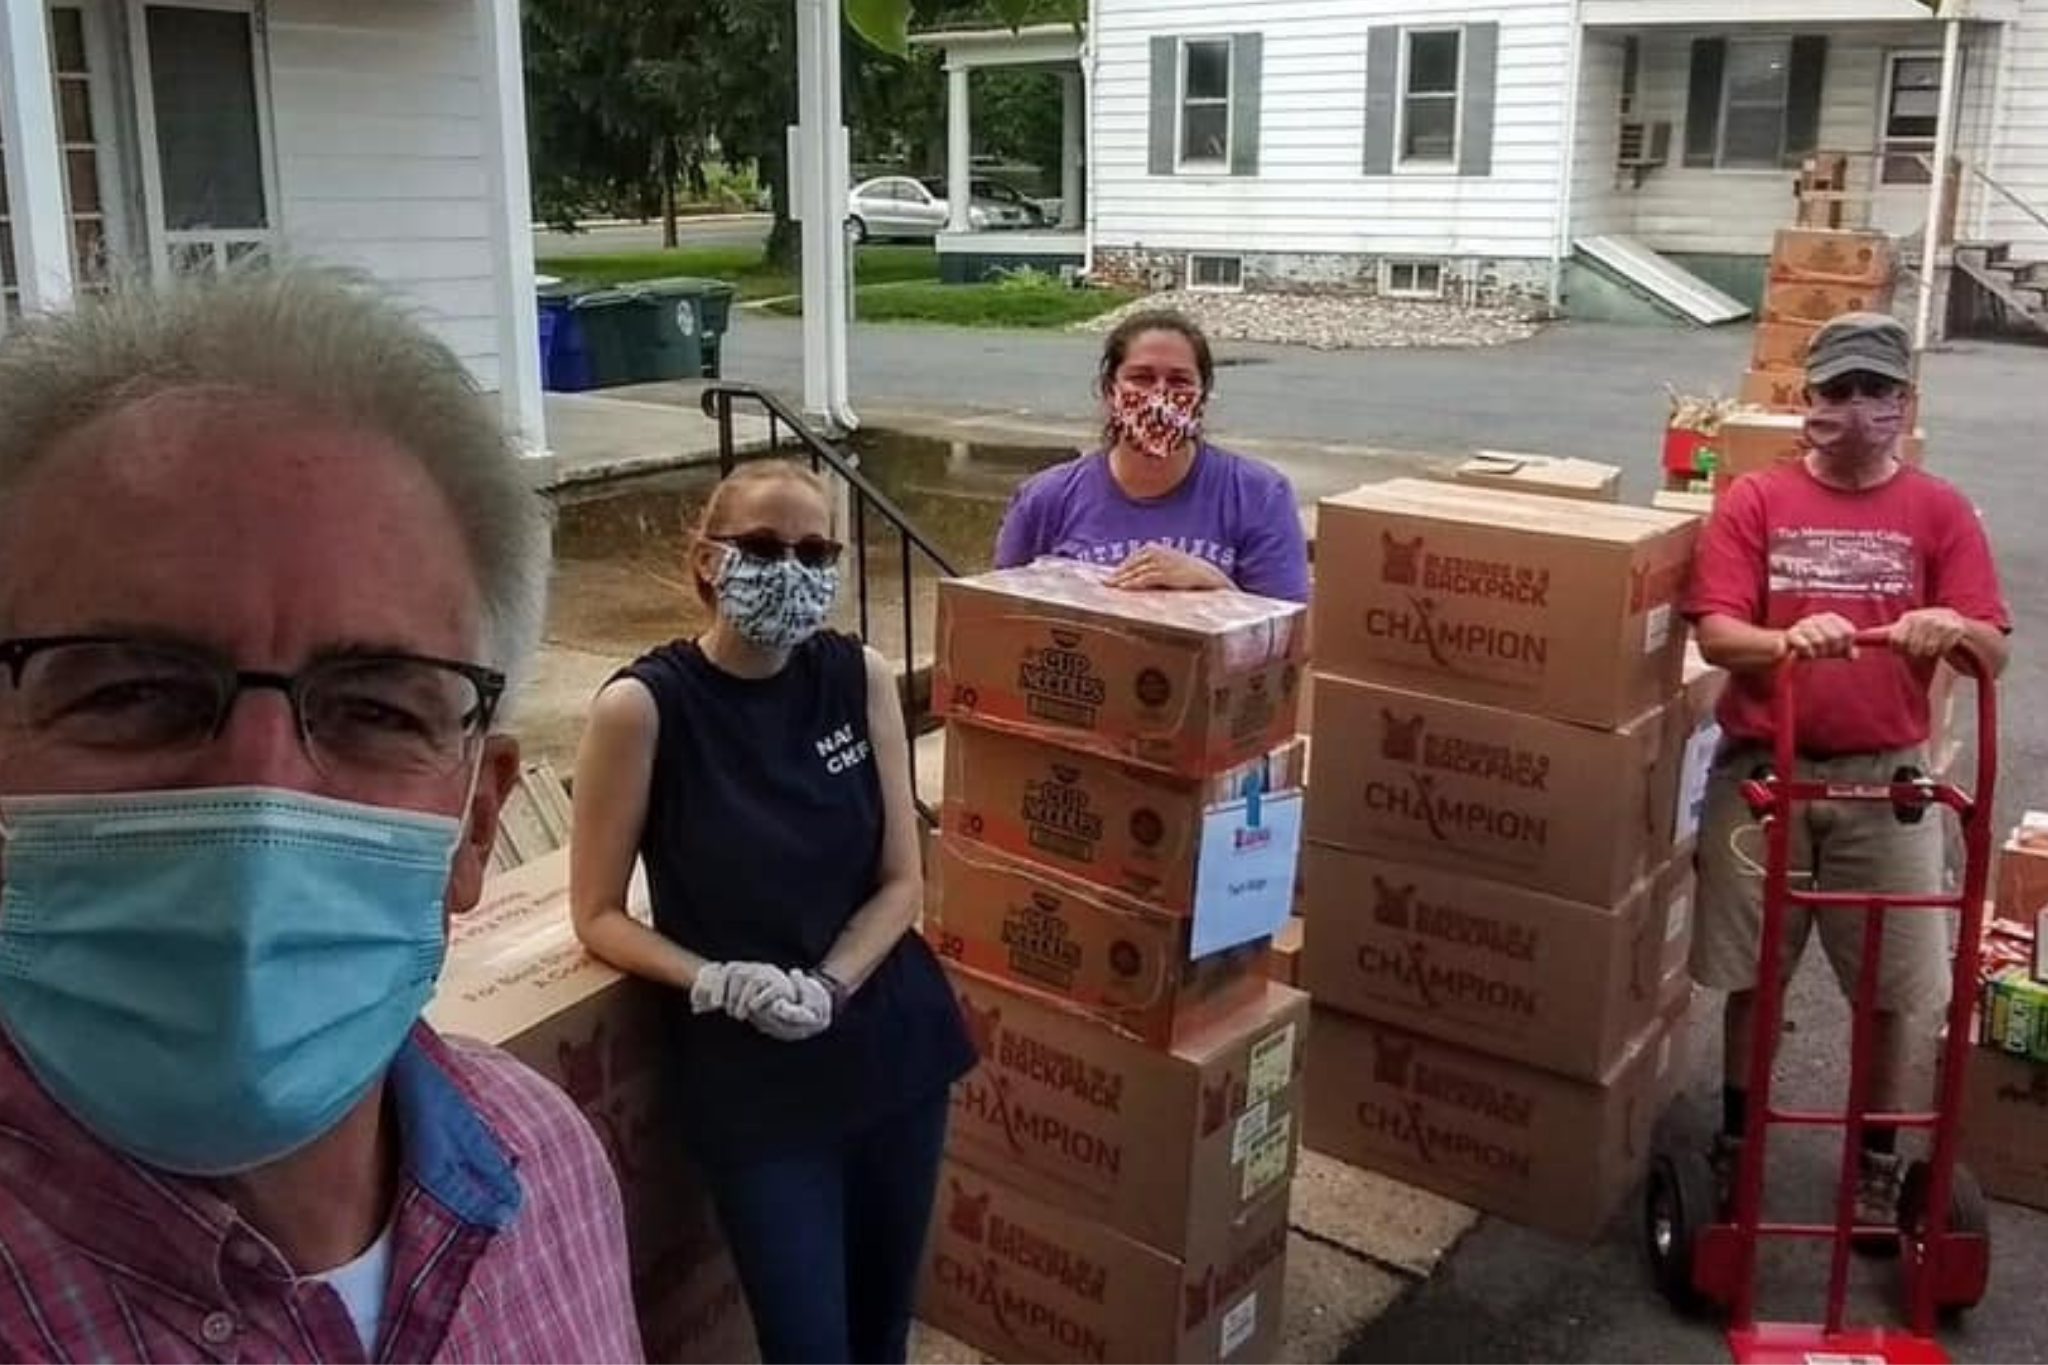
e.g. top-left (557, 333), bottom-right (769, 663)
top-left (536, 243), bottom-right (936, 302)
top-left (764, 281), bottom-right (1136, 329)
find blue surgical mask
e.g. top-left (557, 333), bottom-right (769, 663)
top-left (0, 786), bottom-right (463, 1176)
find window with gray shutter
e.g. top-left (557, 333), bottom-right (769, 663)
top-left (1364, 23), bottom-right (1498, 177)
top-left (1684, 35), bottom-right (1828, 170)
top-left (1149, 34), bottom-right (1261, 176)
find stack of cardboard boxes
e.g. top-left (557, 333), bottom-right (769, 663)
top-left (1964, 814), bottom-right (2048, 1210)
top-left (921, 562), bottom-right (1314, 1364)
top-left (1293, 478), bottom-right (1713, 1239)
top-left (426, 850), bottom-right (760, 1363)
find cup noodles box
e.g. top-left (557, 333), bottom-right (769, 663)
top-left (1304, 674), bottom-right (1686, 908)
top-left (1769, 227), bottom-right (1896, 286)
top-left (920, 1160), bottom-right (1290, 1365)
top-left (1303, 995), bottom-right (1688, 1241)
top-left (1311, 479), bottom-right (1696, 729)
top-left (425, 851), bottom-right (759, 1363)
top-left (1751, 321), bottom-right (1820, 372)
top-left (1996, 812), bottom-right (2048, 922)
top-left (1960, 1044), bottom-right (2048, 1212)
top-left (935, 562), bottom-right (1308, 777)
top-left (1300, 846), bottom-right (1693, 1083)
top-left (1739, 367), bottom-right (1806, 413)
top-left (929, 835), bottom-right (1270, 1049)
top-left (943, 962), bottom-right (1309, 1257)
top-left (1761, 277), bottom-right (1893, 325)
top-left (1448, 452), bottom-right (1622, 503)
top-left (944, 722), bottom-right (1307, 930)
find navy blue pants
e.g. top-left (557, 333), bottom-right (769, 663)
top-left (702, 1095), bottom-right (949, 1365)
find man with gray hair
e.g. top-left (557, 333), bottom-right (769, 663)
top-left (0, 268), bottom-right (642, 1361)
top-left (1685, 311), bottom-right (2010, 1232)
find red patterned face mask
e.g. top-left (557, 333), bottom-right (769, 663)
top-left (1109, 384), bottom-right (1205, 461)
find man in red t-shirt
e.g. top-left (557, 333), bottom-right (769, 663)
top-left (1686, 312), bottom-right (2010, 1229)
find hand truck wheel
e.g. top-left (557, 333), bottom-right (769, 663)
top-left (1898, 1158), bottom-right (1991, 1319)
top-left (1645, 1149), bottom-right (1717, 1314)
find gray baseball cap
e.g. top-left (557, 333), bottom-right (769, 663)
top-left (1804, 311), bottom-right (1914, 386)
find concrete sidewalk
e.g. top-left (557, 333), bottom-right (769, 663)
top-left (537, 384), bottom-right (773, 488)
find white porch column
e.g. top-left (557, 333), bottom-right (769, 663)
top-left (1914, 13), bottom-right (1964, 354)
top-left (474, 0), bottom-right (545, 453)
top-left (0, 1), bottom-right (75, 313)
top-left (1059, 70), bottom-right (1083, 230)
top-left (946, 63), bottom-right (972, 234)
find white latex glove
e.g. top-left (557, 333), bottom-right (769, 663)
top-left (750, 970), bottom-right (835, 1042)
top-left (689, 962), bottom-right (798, 1019)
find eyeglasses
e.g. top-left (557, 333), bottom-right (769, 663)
top-left (1814, 374), bottom-right (1903, 402)
top-left (0, 636), bottom-right (505, 779)
top-left (708, 532), bottom-right (844, 570)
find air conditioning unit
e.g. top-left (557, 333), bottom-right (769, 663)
top-left (1618, 119), bottom-right (1672, 170)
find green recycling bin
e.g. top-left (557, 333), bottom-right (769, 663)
top-left (565, 288), bottom-right (645, 389)
top-left (627, 277), bottom-right (738, 380)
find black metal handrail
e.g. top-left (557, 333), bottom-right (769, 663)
top-left (700, 381), bottom-right (956, 821)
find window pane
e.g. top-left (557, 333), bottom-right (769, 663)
top-left (49, 9), bottom-right (87, 74)
top-left (1185, 41), bottom-right (1230, 102)
top-left (65, 149), bottom-right (100, 213)
top-left (146, 7), bottom-right (268, 232)
top-left (1725, 41), bottom-right (1789, 104)
top-left (73, 218), bottom-right (106, 281)
top-left (1403, 96), bottom-right (1457, 162)
top-left (1895, 57), bottom-right (1941, 91)
top-left (0, 229), bottom-right (16, 290)
top-left (59, 80), bottom-right (94, 144)
top-left (1408, 31), bottom-right (1461, 96)
top-left (1722, 106), bottom-right (1784, 167)
top-left (1882, 149), bottom-right (1933, 185)
top-left (1181, 104), bottom-right (1229, 163)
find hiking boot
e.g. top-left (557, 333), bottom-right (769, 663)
top-left (1855, 1151), bottom-right (1903, 1256)
top-left (1709, 1132), bottom-right (1743, 1216)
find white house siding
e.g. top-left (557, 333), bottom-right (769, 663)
top-left (1090, 0), bottom-right (1575, 297)
top-left (1604, 22), bottom-right (1949, 256)
top-left (266, 0), bottom-right (503, 391)
top-left (1573, 32), bottom-right (1629, 238)
top-left (1984, 3), bottom-right (2048, 255)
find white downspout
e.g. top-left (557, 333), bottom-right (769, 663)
top-left (1550, 0), bottom-right (1585, 315)
top-left (1082, 0), bottom-right (1098, 276)
top-left (793, 0), bottom-right (856, 431)
top-left (1914, 11), bottom-right (1963, 354)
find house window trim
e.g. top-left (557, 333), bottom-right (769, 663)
top-left (125, 0), bottom-right (283, 278)
top-left (1186, 253), bottom-right (1245, 294)
top-left (1714, 35), bottom-right (1792, 172)
top-left (1395, 25), bottom-right (1465, 175)
top-left (1878, 48), bottom-right (1944, 187)
top-left (1175, 35), bottom-right (1235, 175)
top-left (52, 2), bottom-right (131, 290)
top-left (1381, 257), bottom-right (1447, 300)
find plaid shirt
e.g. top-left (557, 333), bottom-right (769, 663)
top-left (0, 1025), bottom-right (645, 1363)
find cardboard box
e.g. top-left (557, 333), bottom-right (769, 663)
top-left (1300, 847), bottom-right (1693, 1082)
top-left (1982, 968), bottom-right (2048, 1063)
top-left (427, 851), bottom-right (760, 1363)
top-left (1752, 321), bottom-right (1820, 371)
top-left (929, 836), bottom-right (1270, 1049)
top-left (1761, 277), bottom-right (1894, 326)
top-left (1449, 452), bottom-right (1622, 503)
top-left (943, 723), bottom-right (1307, 933)
top-left (1266, 918), bottom-right (1305, 987)
top-left (1738, 367), bottom-right (1807, 413)
top-left (1650, 489), bottom-right (1714, 517)
top-left (934, 563), bottom-right (1308, 778)
top-left (1960, 1044), bottom-right (2048, 1212)
top-left (1997, 816), bottom-right (2048, 921)
top-left (1769, 227), bottom-right (1896, 287)
top-left (921, 1161), bottom-right (1290, 1365)
top-left (1715, 411), bottom-right (1807, 484)
top-left (1302, 997), bottom-right (1688, 1241)
top-left (1311, 479), bottom-right (1697, 729)
top-left (1304, 674), bottom-right (1686, 907)
top-left (944, 963), bottom-right (1309, 1256)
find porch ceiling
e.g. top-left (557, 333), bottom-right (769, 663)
top-left (1580, 0), bottom-right (1997, 26)
top-left (909, 23), bottom-right (1081, 70)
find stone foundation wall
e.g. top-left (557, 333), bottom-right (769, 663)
top-left (1090, 247), bottom-right (1553, 310)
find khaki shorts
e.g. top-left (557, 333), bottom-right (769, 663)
top-left (1692, 746), bottom-right (1951, 1013)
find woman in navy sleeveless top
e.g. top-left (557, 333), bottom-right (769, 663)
top-left (569, 461), bottom-right (974, 1365)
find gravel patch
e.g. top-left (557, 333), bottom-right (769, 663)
top-left (1082, 289), bottom-right (1543, 350)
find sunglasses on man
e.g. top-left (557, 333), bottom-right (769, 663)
top-left (1813, 373), bottom-right (1904, 404)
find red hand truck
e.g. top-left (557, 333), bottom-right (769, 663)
top-left (1645, 630), bottom-right (1996, 1364)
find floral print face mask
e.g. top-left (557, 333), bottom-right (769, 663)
top-left (1108, 383), bottom-right (1206, 461)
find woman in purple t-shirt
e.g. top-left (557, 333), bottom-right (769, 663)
top-left (992, 311), bottom-right (1310, 603)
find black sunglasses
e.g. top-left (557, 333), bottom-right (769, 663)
top-left (709, 531), bottom-right (844, 570)
top-left (1814, 374), bottom-right (1904, 403)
